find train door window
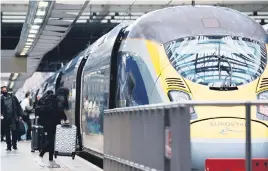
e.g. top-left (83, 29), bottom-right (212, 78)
top-left (60, 81), bottom-right (64, 87)
top-left (43, 83), bottom-right (48, 93)
top-left (127, 73), bottom-right (135, 96)
top-left (72, 81), bottom-right (76, 89)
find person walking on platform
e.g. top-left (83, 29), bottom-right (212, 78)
top-left (35, 88), bottom-right (69, 168)
top-left (20, 91), bottom-right (34, 140)
top-left (0, 86), bottom-right (23, 151)
top-left (1, 109), bottom-right (6, 142)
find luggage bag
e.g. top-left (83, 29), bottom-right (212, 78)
top-left (54, 123), bottom-right (77, 159)
top-left (31, 116), bottom-right (46, 152)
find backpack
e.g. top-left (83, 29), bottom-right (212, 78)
top-left (35, 93), bottom-right (57, 126)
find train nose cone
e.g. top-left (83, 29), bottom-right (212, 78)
top-left (190, 118), bottom-right (268, 170)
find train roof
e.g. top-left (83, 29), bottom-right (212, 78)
top-left (127, 5), bottom-right (268, 44)
top-left (85, 21), bottom-right (131, 55)
top-left (63, 55), bottom-right (83, 74)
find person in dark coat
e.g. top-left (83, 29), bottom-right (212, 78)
top-left (1, 102), bottom-right (6, 142)
top-left (1, 86), bottom-right (23, 151)
top-left (35, 88), bottom-right (69, 168)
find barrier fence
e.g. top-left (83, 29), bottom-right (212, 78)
top-left (103, 100), bottom-right (268, 171)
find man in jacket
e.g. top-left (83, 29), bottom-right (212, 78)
top-left (1, 86), bottom-right (23, 151)
top-left (35, 88), bottom-right (69, 168)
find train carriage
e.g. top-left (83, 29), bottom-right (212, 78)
top-left (37, 6), bottom-right (268, 170)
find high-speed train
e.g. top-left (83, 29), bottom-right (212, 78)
top-left (34, 5), bottom-right (268, 170)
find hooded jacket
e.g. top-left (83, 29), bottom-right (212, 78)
top-left (38, 88), bottom-right (68, 130)
top-left (54, 87), bottom-right (69, 124)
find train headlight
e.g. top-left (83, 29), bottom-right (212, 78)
top-left (168, 91), bottom-right (195, 114)
top-left (257, 91), bottom-right (268, 116)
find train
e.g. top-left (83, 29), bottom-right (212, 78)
top-left (33, 5), bottom-right (268, 170)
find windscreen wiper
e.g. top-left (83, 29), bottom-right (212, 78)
top-left (209, 54), bottom-right (238, 91)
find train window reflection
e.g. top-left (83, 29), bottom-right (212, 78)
top-left (164, 35), bottom-right (267, 86)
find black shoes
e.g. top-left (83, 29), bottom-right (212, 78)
top-left (5, 146), bottom-right (17, 151)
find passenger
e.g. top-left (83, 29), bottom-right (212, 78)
top-left (0, 86), bottom-right (23, 151)
top-left (35, 87), bottom-right (69, 168)
top-left (1, 108), bottom-right (5, 142)
top-left (20, 91), bottom-right (33, 140)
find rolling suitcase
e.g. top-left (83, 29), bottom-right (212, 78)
top-left (54, 123), bottom-right (77, 159)
top-left (31, 116), bottom-right (46, 152)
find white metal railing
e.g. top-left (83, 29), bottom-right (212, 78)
top-left (104, 100), bottom-right (268, 171)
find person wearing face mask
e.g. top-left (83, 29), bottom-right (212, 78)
top-left (1, 86), bottom-right (23, 151)
top-left (35, 87), bottom-right (69, 168)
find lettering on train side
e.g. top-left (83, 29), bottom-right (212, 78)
top-left (210, 122), bottom-right (245, 127)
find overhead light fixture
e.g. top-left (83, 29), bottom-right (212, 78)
top-left (26, 42), bottom-right (33, 45)
top-left (11, 73), bottom-right (19, 81)
top-left (29, 29), bottom-right (38, 34)
top-left (36, 10), bottom-right (46, 16)
top-left (16, 0), bottom-right (53, 57)
top-left (3, 16), bottom-right (26, 19)
top-left (38, 1), bottom-right (49, 8)
top-left (3, 12), bottom-right (27, 15)
top-left (2, 20), bottom-right (25, 23)
top-left (101, 20), bottom-right (108, 23)
top-left (76, 20), bottom-right (87, 23)
top-left (28, 34), bottom-right (36, 38)
top-left (9, 82), bottom-right (14, 89)
top-left (27, 38), bottom-right (34, 42)
top-left (31, 25), bottom-right (40, 30)
top-left (79, 16), bottom-right (90, 19)
top-left (34, 18), bottom-right (43, 23)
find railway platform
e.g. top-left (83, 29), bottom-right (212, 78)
top-left (1, 141), bottom-right (103, 171)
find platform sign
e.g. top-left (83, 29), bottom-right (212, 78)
top-left (165, 127), bottom-right (172, 159)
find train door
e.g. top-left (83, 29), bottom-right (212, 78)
top-left (75, 56), bottom-right (88, 151)
top-left (109, 27), bottom-right (128, 109)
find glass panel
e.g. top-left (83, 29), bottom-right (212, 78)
top-left (81, 64), bottom-right (109, 153)
top-left (165, 35), bottom-right (267, 86)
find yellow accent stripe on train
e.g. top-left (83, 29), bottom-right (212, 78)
top-left (145, 40), bottom-right (192, 95)
top-left (145, 40), bottom-right (161, 76)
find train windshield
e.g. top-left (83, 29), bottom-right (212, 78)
top-left (164, 35), bottom-right (267, 86)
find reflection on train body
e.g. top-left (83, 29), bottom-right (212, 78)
top-left (81, 61), bottom-right (110, 153)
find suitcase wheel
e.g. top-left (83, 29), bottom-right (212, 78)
top-left (31, 149), bottom-right (35, 152)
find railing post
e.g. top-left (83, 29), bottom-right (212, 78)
top-left (245, 102), bottom-right (252, 171)
top-left (170, 105), bottom-right (191, 171)
top-left (164, 108), bottom-right (170, 171)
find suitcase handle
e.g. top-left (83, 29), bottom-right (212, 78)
top-left (35, 116), bottom-right (39, 125)
top-left (61, 123), bottom-right (72, 128)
